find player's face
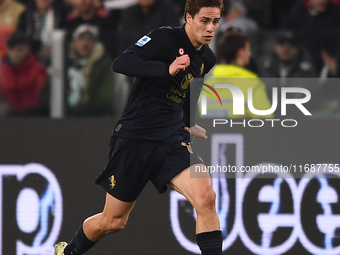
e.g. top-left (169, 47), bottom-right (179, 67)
top-left (186, 7), bottom-right (221, 49)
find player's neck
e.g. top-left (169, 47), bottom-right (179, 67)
top-left (184, 24), bottom-right (203, 50)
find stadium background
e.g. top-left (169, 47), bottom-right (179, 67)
top-left (1, 0), bottom-right (340, 253)
top-left (1, 118), bottom-right (340, 255)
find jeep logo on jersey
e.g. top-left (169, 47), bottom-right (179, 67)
top-left (0, 163), bottom-right (63, 255)
top-left (181, 73), bottom-right (193, 90)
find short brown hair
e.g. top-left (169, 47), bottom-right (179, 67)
top-left (184, 0), bottom-right (224, 21)
top-left (219, 32), bottom-right (250, 63)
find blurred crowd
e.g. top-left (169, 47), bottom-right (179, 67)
top-left (0, 0), bottom-right (340, 118)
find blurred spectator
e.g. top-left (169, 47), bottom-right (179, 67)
top-left (262, 33), bottom-right (317, 80)
top-left (282, 0), bottom-right (340, 30)
top-left (17, 0), bottom-right (70, 67)
top-left (320, 40), bottom-right (340, 90)
top-left (202, 32), bottom-right (273, 119)
top-left (0, 0), bottom-right (25, 58)
top-left (220, 2), bottom-right (258, 36)
top-left (118, 0), bottom-right (180, 54)
top-left (320, 48), bottom-right (340, 78)
top-left (214, 27), bottom-right (260, 76)
top-left (66, 0), bottom-right (120, 59)
top-left (41, 24), bottom-right (114, 116)
top-left (0, 32), bottom-right (48, 117)
top-left (270, 0), bottom-right (296, 29)
top-left (282, 0), bottom-right (340, 73)
top-left (170, 0), bottom-right (185, 18)
top-left (318, 41), bottom-right (340, 114)
top-left (244, 0), bottom-right (271, 29)
top-left (261, 33), bottom-right (319, 116)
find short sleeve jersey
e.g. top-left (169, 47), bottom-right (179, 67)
top-left (112, 25), bottom-right (216, 140)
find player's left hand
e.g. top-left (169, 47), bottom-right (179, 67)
top-left (185, 125), bottom-right (207, 141)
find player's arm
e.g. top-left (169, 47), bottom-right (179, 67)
top-left (112, 28), bottom-right (179, 78)
top-left (112, 52), bottom-right (171, 78)
top-left (112, 52), bottom-right (190, 78)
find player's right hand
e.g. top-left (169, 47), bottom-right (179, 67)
top-left (169, 54), bottom-right (190, 76)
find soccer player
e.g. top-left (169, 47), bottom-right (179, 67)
top-left (54, 0), bottom-right (224, 254)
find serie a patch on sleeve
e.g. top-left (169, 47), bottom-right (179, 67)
top-left (135, 35), bottom-right (151, 47)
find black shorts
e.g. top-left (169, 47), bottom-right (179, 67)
top-left (95, 129), bottom-right (203, 202)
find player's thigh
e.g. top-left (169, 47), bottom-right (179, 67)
top-left (169, 164), bottom-right (215, 210)
top-left (101, 193), bottom-right (136, 222)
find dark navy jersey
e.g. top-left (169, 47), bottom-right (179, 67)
top-left (111, 24), bottom-right (216, 140)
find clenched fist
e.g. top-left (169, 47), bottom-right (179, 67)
top-left (169, 54), bottom-right (190, 76)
